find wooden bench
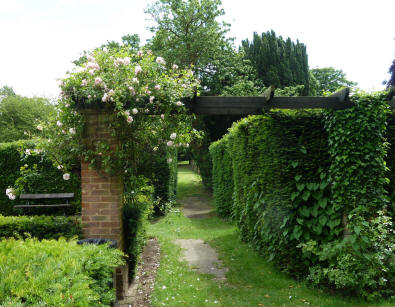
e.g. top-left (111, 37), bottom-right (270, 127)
top-left (14, 193), bottom-right (74, 208)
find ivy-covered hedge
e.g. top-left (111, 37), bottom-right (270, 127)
top-left (0, 215), bottom-right (81, 240)
top-left (0, 140), bottom-right (81, 216)
top-left (211, 91), bottom-right (394, 299)
top-left (0, 238), bottom-right (124, 306)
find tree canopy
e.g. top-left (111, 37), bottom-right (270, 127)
top-left (387, 59), bottom-right (395, 88)
top-left (310, 67), bottom-right (357, 94)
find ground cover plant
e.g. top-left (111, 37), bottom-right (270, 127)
top-left (0, 237), bottom-right (124, 306)
top-left (147, 166), bottom-right (394, 306)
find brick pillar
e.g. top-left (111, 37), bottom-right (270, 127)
top-left (79, 108), bottom-right (128, 300)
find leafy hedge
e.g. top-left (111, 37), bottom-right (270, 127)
top-left (0, 238), bottom-right (124, 306)
top-left (211, 91), bottom-right (395, 299)
top-left (209, 135), bottom-right (233, 218)
top-left (123, 175), bottom-right (153, 280)
top-left (0, 140), bottom-right (81, 216)
top-left (0, 215), bottom-right (81, 240)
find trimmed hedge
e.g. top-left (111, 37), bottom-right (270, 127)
top-left (0, 140), bottom-right (81, 216)
top-left (0, 238), bottom-right (124, 306)
top-left (209, 135), bottom-right (234, 218)
top-left (0, 215), bottom-right (81, 240)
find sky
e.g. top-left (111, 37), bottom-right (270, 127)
top-left (0, 0), bottom-right (394, 99)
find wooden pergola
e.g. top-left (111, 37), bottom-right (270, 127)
top-left (184, 86), bottom-right (395, 115)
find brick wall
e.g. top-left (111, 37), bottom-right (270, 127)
top-left (79, 108), bottom-right (128, 300)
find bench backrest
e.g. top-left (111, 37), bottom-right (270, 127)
top-left (20, 193), bottom-right (74, 199)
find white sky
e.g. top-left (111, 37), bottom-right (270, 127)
top-left (0, 0), bottom-right (394, 98)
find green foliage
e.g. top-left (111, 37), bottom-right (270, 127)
top-left (302, 211), bottom-right (395, 300)
top-left (146, 0), bottom-right (231, 71)
top-left (324, 91), bottom-right (389, 216)
top-left (0, 215), bottom-right (81, 240)
top-left (310, 67), bottom-right (357, 95)
top-left (209, 135), bottom-right (233, 217)
top-left (0, 95), bottom-right (55, 142)
top-left (0, 140), bottom-right (81, 216)
top-left (0, 238), bottom-right (124, 305)
top-left (123, 176), bottom-right (154, 280)
top-left (0, 85), bottom-right (15, 97)
top-left (242, 30), bottom-right (310, 94)
top-left (387, 60), bottom-right (395, 88)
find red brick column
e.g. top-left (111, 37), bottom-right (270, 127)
top-left (79, 108), bottom-right (128, 300)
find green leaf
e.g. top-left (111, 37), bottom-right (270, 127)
top-left (294, 175), bottom-right (302, 182)
top-left (299, 206), bottom-right (310, 217)
top-left (319, 215), bottom-right (328, 226)
top-left (320, 181), bottom-right (329, 190)
top-left (300, 146), bottom-right (307, 154)
top-left (296, 183), bottom-right (305, 191)
top-left (291, 161), bottom-right (299, 168)
top-left (318, 198), bottom-right (328, 209)
top-left (296, 218), bottom-right (303, 225)
top-left (301, 190), bottom-right (310, 201)
top-left (290, 192), bottom-right (299, 201)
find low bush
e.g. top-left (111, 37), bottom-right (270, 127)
top-left (0, 237), bottom-right (125, 306)
top-left (0, 215), bottom-right (81, 240)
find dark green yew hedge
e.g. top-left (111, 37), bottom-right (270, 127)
top-left (0, 140), bottom-right (81, 216)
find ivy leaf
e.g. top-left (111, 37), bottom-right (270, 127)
top-left (302, 190), bottom-right (310, 201)
top-left (291, 192), bottom-right (299, 201)
top-left (319, 215), bottom-right (328, 226)
top-left (296, 218), bottom-right (303, 225)
top-left (294, 175), bottom-right (302, 182)
top-left (296, 183), bottom-right (305, 191)
top-left (318, 198), bottom-right (328, 209)
top-left (291, 161), bottom-right (299, 168)
top-left (300, 146), bottom-right (307, 154)
top-left (299, 206), bottom-right (310, 217)
top-left (320, 181), bottom-right (329, 190)
top-left (306, 183), bottom-right (314, 190)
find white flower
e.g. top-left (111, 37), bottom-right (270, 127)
top-left (153, 146), bottom-right (158, 151)
top-left (69, 128), bottom-right (76, 134)
top-left (127, 116), bottom-right (133, 123)
top-left (95, 77), bottom-right (103, 85)
top-left (167, 141), bottom-right (174, 147)
top-left (25, 149), bottom-right (31, 155)
top-left (135, 65), bottom-right (142, 74)
top-left (63, 173), bottom-right (70, 180)
top-left (170, 133), bottom-right (176, 140)
top-left (103, 47), bottom-right (108, 52)
top-left (160, 114), bottom-right (165, 120)
top-left (156, 57), bottom-right (166, 65)
top-left (56, 121), bottom-right (63, 127)
top-left (129, 86), bottom-right (136, 96)
top-left (132, 108), bottom-right (138, 115)
top-left (36, 125), bottom-right (43, 131)
top-left (172, 64), bottom-right (178, 70)
top-left (186, 143), bottom-right (190, 148)
top-left (65, 103), bottom-right (70, 107)
top-left (33, 149), bottom-right (40, 154)
top-left (175, 101), bottom-right (184, 106)
top-left (57, 165), bottom-right (64, 170)
top-left (132, 78), bottom-right (139, 84)
top-left (88, 95), bottom-right (92, 99)
top-left (123, 57), bottom-right (130, 65)
top-left (87, 55), bottom-right (95, 62)
top-left (137, 50), bottom-right (143, 57)
top-left (182, 83), bottom-right (187, 88)
top-left (89, 69), bottom-right (95, 75)
top-left (149, 96), bottom-right (155, 103)
top-left (108, 89), bottom-right (115, 96)
top-left (102, 93), bottom-right (109, 102)
top-left (124, 110), bottom-right (130, 116)
top-left (81, 79), bottom-right (88, 86)
top-left (8, 193), bottom-right (16, 200)
top-left (162, 285), bottom-right (167, 290)
top-left (154, 84), bottom-right (161, 90)
top-left (167, 158), bottom-right (172, 163)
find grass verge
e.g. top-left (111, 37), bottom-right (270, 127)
top-left (147, 165), bottom-right (392, 306)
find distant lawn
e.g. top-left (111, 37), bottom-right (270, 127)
top-left (147, 166), bottom-right (393, 306)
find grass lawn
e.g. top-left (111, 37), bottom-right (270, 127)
top-left (147, 165), bottom-right (392, 307)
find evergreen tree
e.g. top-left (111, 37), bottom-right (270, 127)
top-left (387, 60), bottom-right (395, 88)
top-left (241, 31), bottom-right (310, 94)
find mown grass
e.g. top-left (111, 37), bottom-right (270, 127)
top-left (147, 165), bottom-right (392, 307)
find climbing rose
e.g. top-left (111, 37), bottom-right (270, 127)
top-left (167, 141), bottom-right (174, 147)
top-left (36, 124), bottom-right (43, 131)
top-left (161, 114), bottom-right (165, 119)
top-left (137, 50), bottom-right (143, 57)
top-left (6, 188), bottom-right (16, 200)
top-left (149, 96), bottom-right (155, 103)
top-left (69, 128), bottom-right (76, 134)
top-left (95, 77), bottom-right (103, 85)
top-left (167, 158), bottom-right (172, 163)
top-left (81, 79), bottom-right (88, 86)
top-left (56, 121), bottom-right (63, 127)
top-left (135, 65), bottom-right (142, 74)
top-left (170, 133), bottom-right (176, 140)
top-left (57, 165), bottom-right (64, 170)
top-left (175, 101), bottom-right (184, 106)
top-left (127, 116), bottom-right (133, 123)
top-left (156, 57), bottom-right (165, 65)
top-left (154, 84), bottom-right (161, 90)
top-left (132, 108), bottom-right (138, 115)
top-left (63, 173), bottom-right (70, 181)
top-left (132, 77), bottom-right (139, 84)
top-left (172, 64), bottom-right (178, 70)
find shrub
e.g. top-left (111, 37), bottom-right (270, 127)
top-left (123, 175), bottom-right (154, 280)
top-left (0, 215), bottom-right (81, 240)
top-left (0, 238), bottom-right (125, 306)
top-left (0, 140), bottom-right (81, 216)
